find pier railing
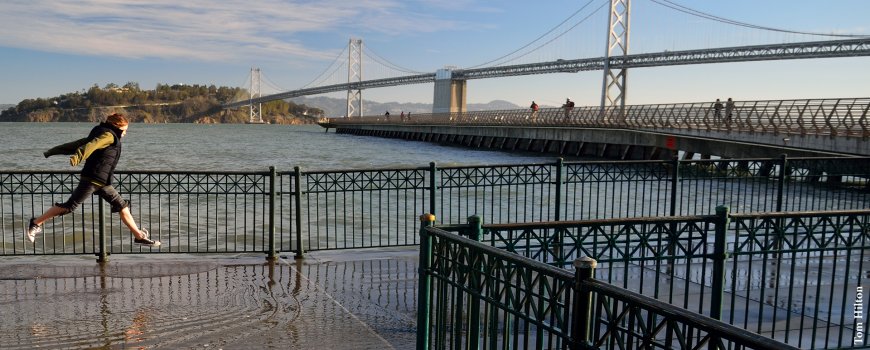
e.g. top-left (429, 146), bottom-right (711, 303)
top-left (1, 156), bottom-right (869, 257)
top-left (319, 97), bottom-right (870, 138)
top-left (420, 208), bottom-right (868, 349)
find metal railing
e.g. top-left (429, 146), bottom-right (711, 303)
top-left (416, 213), bottom-right (809, 350)
top-left (320, 97), bottom-right (870, 138)
top-left (427, 208), bottom-right (869, 349)
top-left (2, 156), bottom-right (869, 257)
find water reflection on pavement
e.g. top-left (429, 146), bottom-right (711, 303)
top-left (0, 248), bottom-right (419, 349)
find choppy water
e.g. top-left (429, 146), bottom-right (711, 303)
top-left (0, 122), bottom-right (581, 171)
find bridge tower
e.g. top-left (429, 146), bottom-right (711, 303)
top-left (347, 39), bottom-right (363, 118)
top-left (433, 67), bottom-right (466, 114)
top-left (249, 68), bottom-right (264, 123)
top-left (601, 0), bottom-right (630, 116)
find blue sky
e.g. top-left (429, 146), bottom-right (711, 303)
top-left (1, 0), bottom-right (869, 109)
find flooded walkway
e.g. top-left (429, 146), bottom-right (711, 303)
top-left (0, 248), bottom-right (864, 349)
top-left (0, 248), bottom-right (419, 349)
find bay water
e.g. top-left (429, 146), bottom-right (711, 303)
top-left (0, 122), bottom-right (580, 171)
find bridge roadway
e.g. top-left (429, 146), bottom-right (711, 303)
top-left (223, 38), bottom-right (870, 110)
top-left (318, 98), bottom-right (870, 159)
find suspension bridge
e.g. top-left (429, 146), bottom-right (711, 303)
top-left (221, 0), bottom-right (870, 134)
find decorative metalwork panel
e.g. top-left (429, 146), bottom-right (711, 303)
top-left (472, 218), bottom-right (720, 316)
top-left (0, 171), bottom-right (280, 255)
top-left (564, 161), bottom-right (673, 220)
top-left (301, 168), bottom-right (429, 251)
top-left (783, 158), bottom-right (870, 212)
top-left (438, 165), bottom-right (556, 226)
top-left (115, 172), bottom-right (269, 195)
top-left (424, 226), bottom-right (574, 350)
top-left (726, 211), bottom-right (870, 349)
top-left (484, 219), bottom-right (714, 266)
top-left (586, 279), bottom-right (796, 350)
top-left (305, 168), bottom-right (426, 193)
top-left (676, 159), bottom-right (780, 216)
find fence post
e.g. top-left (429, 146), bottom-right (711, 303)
top-left (710, 205), bottom-right (730, 323)
top-left (467, 215), bottom-right (483, 349)
top-left (571, 256), bottom-right (596, 350)
top-left (555, 158), bottom-right (563, 222)
top-left (96, 197), bottom-right (108, 263)
top-left (294, 166), bottom-right (305, 259)
top-left (667, 156), bottom-right (680, 271)
top-left (670, 155), bottom-right (680, 216)
top-left (468, 215), bottom-right (482, 241)
top-left (429, 162), bottom-right (437, 220)
top-left (266, 166), bottom-right (277, 260)
top-left (416, 213), bottom-right (436, 350)
top-left (776, 154), bottom-right (787, 212)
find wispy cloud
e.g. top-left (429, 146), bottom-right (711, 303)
top-left (0, 0), bottom-right (484, 63)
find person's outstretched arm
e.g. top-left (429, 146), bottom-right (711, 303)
top-left (44, 138), bottom-right (89, 158)
top-left (68, 132), bottom-right (114, 166)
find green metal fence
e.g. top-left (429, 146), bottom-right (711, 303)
top-left (416, 215), bottom-right (805, 350)
top-left (429, 208), bottom-right (869, 349)
top-left (2, 156), bottom-right (869, 257)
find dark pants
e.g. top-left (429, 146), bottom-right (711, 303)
top-left (57, 181), bottom-right (130, 214)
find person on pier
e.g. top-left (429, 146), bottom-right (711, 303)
top-left (713, 99), bottom-right (723, 124)
top-left (725, 98), bottom-right (735, 123)
top-left (26, 113), bottom-right (160, 247)
top-left (530, 101), bottom-right (539, 121)
top-left (562, 98), bottom-right (574, 122)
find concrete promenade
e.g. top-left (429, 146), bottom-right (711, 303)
top-left (0, 248), bottom-right (419, 350)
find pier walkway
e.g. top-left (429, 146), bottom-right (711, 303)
top-left (320, 98), bottom-right (870, 158)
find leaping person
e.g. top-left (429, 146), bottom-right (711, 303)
top-left (26, 113), bottom-right (160, 247)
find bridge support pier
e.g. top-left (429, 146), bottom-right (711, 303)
top-left (433, 68), bottom-right (466, 113)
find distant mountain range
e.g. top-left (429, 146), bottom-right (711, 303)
top-left (287, 96), bottom-right (526, 118)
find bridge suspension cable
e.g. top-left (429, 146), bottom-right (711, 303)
top-left (227, 74), bottom-right (252, 104)
top-left (632, 0), bottom-right (870, 54)
top-left (362, 44), bottom-right (426, 74)
top-left (261, 74), bottom-right (291, 93)
top-left (299, 43), bottom-right (351, 89)
top-left (464, 0), bottom-right (610, 69)
top-left (466, 0), bottom-right (610, 69)
top-left (652, 0), bottom-right (870, 38)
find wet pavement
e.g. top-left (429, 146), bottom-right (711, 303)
top-left (1, 248), bottom-right (865, 349)
top-left (0, 248), bottom-right (419, 350)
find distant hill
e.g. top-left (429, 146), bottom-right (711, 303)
top-left (0, 104), bottom-right (14, 111)
top-left (0, 83), bottom-right (323, 124)
top-left (288, 96), bottom-right (523, 118)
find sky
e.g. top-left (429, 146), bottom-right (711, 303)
top-left (1, 0), bottom-right (869, 109)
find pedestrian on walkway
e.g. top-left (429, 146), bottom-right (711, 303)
top-left (26, 113), bottom-right (160, 247)
top-left (725, 98), bottom-right (735, 123)
top-left (530, 101), bottom-right (539, 121)
top-left (400, 111), bottom-right (405, 121)
top-left (562, 98), bottom-right (574, 122)
top-left (713, 99), bottom-right (723, 124)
